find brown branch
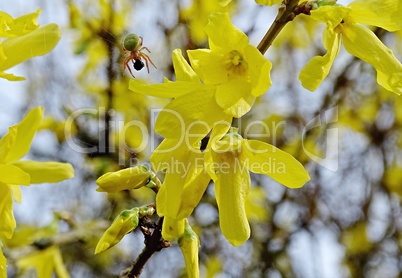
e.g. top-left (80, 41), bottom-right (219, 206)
top-left (257, 0), bottom-right (313, 54)
top-left (120, 217), bottom-right (170, 278)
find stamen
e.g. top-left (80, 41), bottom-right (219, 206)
top-left (223, 50), bottom-right (248, 76)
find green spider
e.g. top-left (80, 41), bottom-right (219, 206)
top-left (122, 34), bottom-right (156, 77)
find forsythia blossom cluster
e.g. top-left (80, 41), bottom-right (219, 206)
top-left (0, 107), bottom-right (74, 277)
top-left (97, 12), bottom-right (310, 278)
top-left (129, 12), bottom-right (311, 245)
top-left (94, 1), bottom-right (402, 277)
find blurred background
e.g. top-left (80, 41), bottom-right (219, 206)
top-left (1, 0), bottom-right (402, 277)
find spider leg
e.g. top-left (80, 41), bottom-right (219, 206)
top-left (140, 52), bottom-right (157, 69)
top-left (123, 57), bottom-right (135, 78)
top-left (139, 54), bottom-right (150, 73)
top-left (139, 46), bottom-right (151, 54)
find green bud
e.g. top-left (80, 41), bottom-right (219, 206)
top-left (138, 205), bottom-right (156, 217)
top-left (178, 222), bottom-right (200, 278)
top-left (95, 208), bottom-right (139, 254)
top-left (316, 0), bottom-right (337, 7)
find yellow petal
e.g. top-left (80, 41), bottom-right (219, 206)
top-left (129, 79), bottom-right (205, 98)
top-left (240, 140), bottom-right (310, 188)
top-left (10, 161), bottom-right (74, 184)
top-left (162, 216), bottom-right (185, 241)
top-left (150, 139), bottom-right (181, 171)
top-left (172, 49), bottom-right (200, 83)
top-left (213, 151), bottom-right (250, 246)
top-left (310, 5), bottom-right (350, 27)
top-left (0, 125), bottom-right (17, 164)
top-left (246, 45), bottom-right (272, 97)
top-left (155, 181), bottom-right (167, 216)
top-left (255, 0), bottom-right (282, 6)
top-left (152, 140), bottom-right (210, 219)
top-left (96, 166), bottom-right (151, 193)
top-left (154, 88), bottom-right (231, 144)
top-left (188, 49), bottom-right (227, 84)
top-left (95, 208), bottom-right (139, 254)
top-left (0, 23), bottom-right (61, 71)
top-left (204, 122), bottom-right (232, 181)
top-left (340, 22), bottom-right (402, 95)
top-left (215, 80), bottom-right (255, 118)
top-left (16, 246), bottom-right (70, 278)
top-left (178, 222), bottom-right (200, 278)
top-left (0, 184), bottom-right (16, 239)
top-left (0, 246), bottom-right (6, 278)
top-left (0, 164), bottom-right (30, 185)
top-left (0, 9), bottom-right (40, 38)
top-left (0, 71), bottom-right (25, 81)
top-left (10, 185), bottom-right (22, 203)
top-left (205, 12), bottom-right (248, 52)
top-left (4, 106), bottom-right (43, 163)
top-left (299, 27), bottom-right (340, 91)
top-left (348, 0), bottom-right (402, 32)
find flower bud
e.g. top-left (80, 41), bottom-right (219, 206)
top-left (96, 165), bottom-right (151, 192)
top-left (178, 222), bottom-right (200, 278)
top-left (95, 208), bottom-right (139, 254)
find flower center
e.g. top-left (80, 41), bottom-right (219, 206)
top-left (223, 50), bottom-right (248, 76)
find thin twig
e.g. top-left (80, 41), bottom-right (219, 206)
top-left (257, 0), bottom-right (312, 54)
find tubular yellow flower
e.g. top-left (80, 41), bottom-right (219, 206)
top-left (0, 23), bottom-right (61, 81)
top-left (95, 165), bottom-right (152, 193)
top-left (0, 107), bottom-right (74, 239)
top-left (95, 208), bottom-right (140, 254)
top-left (205, 126), bottom-right (310, 246)
top-left (178, 222), bottom-right (200, 278)
top-left (130, 49), bottom-right (231, 145)
top-left (151, 139), bottom-right (210, 221)
top-left (188, 12), bottom-right (272, 118)
top-left (299, 0), bottom-right (402, 94)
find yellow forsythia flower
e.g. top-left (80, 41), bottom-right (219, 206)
top-left (0, 107), bottom-right (74, 277)
top-left (16, 246), bottom-right (69, 278)
top-left (151, 139), bottom-right (210, 222)
top-left (130, 49), bottom-right (231, 145)
top-left (204, 125), bottom-right (310, 246)
top-left (0, 107), bottom-right (74, 240)
top-left (0, 8), bottom-right (61, 81)
top-left (188, 12), bottom-right (272, 118)
top-left (299, 0), bottom-right (402, 94)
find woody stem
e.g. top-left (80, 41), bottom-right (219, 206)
top-left (257, 0), bottom-right (303, 54)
